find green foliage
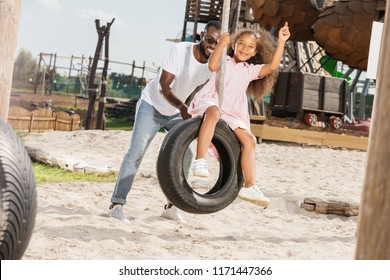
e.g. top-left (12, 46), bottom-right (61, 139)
top-left (354, 93), bottom-right (374, 119)
top-left (105, 117), bottom-right (133, 131)
top-left (53, 76), bottom-right (83, 94)
top-left (33, 161), bottom-right (117, 184)
top-left (13, 48), bottom-right (38, 82)
top-left (109, 72), bottom-right (143, 99)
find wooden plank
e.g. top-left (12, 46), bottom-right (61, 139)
top-left (7, 116), bottom-right (31, 120)
top-left (322, 132), bottom-right (368, 150)
top-left (250, 115), bottom-right (266, 121)
top-left (250, 123), bottom-right (368, 151)
top-left (56, 111), bottom-right (81, 131)
top-left (302, 197), bottom-right (359, 217)
top-left (31, 108), bottom-right (56, 132)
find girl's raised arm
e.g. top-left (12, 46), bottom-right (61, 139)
top-left (258, 22), bottom-right (290, 78)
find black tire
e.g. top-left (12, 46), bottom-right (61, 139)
top-left (0, 118), bottom-right (37, 259)
top-left (157, 118), bottom-right (243, 214)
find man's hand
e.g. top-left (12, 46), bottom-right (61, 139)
top-left (178, 104), bottom-right (191, 120)
top-left (160, 70), bottom-right (188, 116)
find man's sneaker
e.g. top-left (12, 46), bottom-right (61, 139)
top-left (108, 204), bottom-right (130, 223)
top-left (161, 205), bottom-right (186, 222)
top-left (238, 186), bottom-right (270, 208)
top-left (193, 158), bottom-right (209, 177)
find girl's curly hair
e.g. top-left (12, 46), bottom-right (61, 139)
top-left (227, 28), bottom-right (279, 101)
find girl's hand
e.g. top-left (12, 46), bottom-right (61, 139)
top-left (219, 32), bottom-right (231, 47)
top-left (279, 22), bottom-right (290, 42)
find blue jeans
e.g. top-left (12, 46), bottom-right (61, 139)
top-left (111, 99), bottom-right (193, 205)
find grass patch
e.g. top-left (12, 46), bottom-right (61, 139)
top-left (105, 117), bottom-right (133, 131)
top-left (33, 161), bottom-right (117, 184)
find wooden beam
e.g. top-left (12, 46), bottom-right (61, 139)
top-left (355, 0), bottom-right (390, 259)
top-left (0, 0), bottom-right (22, 120)
top-left (250, 122), bottom-right (368, 151)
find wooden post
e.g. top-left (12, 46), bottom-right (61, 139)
top-left (97, 19), bottom-right (114, 130)
top-left (29, 114), bottom-right (33, 133)
top-left (69, 55), bottom-right (74, 78)
top-left (130, 60), bottom-right (135, 86)
top-left (50, 53), bottom-right (57, 95)
top-left (34, 53), bottom-right (43, 94)
top-left (0, 0), bottom-right (22, 120)
top-left (66, 55), bottom-right (74, 93)
top-left (71, 117), bottom-right (74, 131)
top-left (141, 61), bottom-right (145, 79)
top-left (231, 0), bottom-right (241, 33)
top-left (85, 19), bottom-right (114, 130)
top-left (192, 0), bottom-right (200, 42)
top-left (355, 0), bottom-right (390, 259)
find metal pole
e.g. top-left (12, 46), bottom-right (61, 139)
top-left (218, 0), bottom-right (231, 106)
top-left (347, 69), bottom-right (362, 122)
top-left (359, 78), bottom-right (371, 120)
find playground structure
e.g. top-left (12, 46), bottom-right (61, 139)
top-left (32, 52), bottom-right (156, 98)
top-left (33, 53), bottom-right (88, 96)
top-left (250, 0), bottom-right (386, 123)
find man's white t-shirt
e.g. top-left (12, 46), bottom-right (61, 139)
top-left (141, 42), bottom-right (211, 116)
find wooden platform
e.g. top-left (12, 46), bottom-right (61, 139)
top-left (250, 116), bottom-right (369, 151)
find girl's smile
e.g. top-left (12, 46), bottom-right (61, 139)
top-left (232, 33), bottom-right (257, 63)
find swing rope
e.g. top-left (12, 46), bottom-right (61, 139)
top-left (217, 0), bottom-right (231, 107)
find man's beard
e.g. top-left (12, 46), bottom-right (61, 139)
top-left (199, 43), bottom-right (210, 59)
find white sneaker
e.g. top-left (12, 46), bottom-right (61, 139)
top-left (161, 205), bottom-right (186, 222)
top-left (193, 158), bottom-right (209, 177)
top-left (238, 186), bottom-right (270, 208)
top-left (108, 204), bottom-right (130, 223)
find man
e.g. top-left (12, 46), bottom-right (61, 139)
top-left (108, 21), bottom-right (222, 223)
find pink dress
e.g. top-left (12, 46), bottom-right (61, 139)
top-left (188, 56), bottom-right (263, 130)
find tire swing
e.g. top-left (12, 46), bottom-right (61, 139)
top-left (156, 118), bottom-right (243, 214)
top-left (0, 118), bottom-right (37, 259)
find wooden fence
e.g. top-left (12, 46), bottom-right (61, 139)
top-left (7, 106), bottom-right (81, 132)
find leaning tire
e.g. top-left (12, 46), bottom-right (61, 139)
top-left (157, 118), bottom-right (243, 214)
top-left (0, 118), bottom-right (37, 259)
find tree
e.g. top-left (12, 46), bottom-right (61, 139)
top-left (12, 48), bottom-right (38, 82)
top-left (0, 0), bottom-right (22, 120)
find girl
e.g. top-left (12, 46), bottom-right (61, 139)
top-left (188, 23), bottom-right (290, 207)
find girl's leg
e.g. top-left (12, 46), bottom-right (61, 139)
top-left (234, 128), bottom-right (270, 207)
top-left (196, 106), bottom-right (220, 159)
top-left (234, 128), bottom-right (257, 187)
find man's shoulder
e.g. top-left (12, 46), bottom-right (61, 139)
top-left (171, 41), bottom-right (195, 50)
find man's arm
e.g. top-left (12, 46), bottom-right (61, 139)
top-left (159, 69), bottom-right (191, 119)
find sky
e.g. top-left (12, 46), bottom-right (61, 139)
top-left (17, 0), bottom-right (201, 79)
